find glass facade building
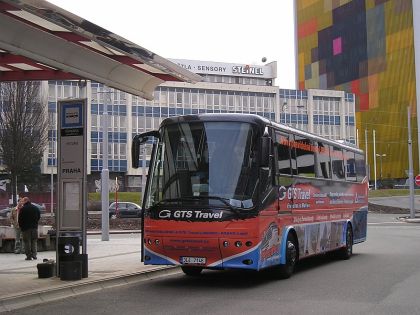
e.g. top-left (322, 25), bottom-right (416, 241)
top-left (296, 0), bottom-right (420, 179)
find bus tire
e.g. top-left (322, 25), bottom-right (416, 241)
top-left (181, 266), bottom-right (203, 276)
top-left (276, 233), bottom-right (298, 279)
top-left (338, 223), bottom-right (353, 260)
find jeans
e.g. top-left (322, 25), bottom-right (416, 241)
top-left (22, 229), bottom-right (38, 258)
top-left (13, 227), bottom-right (24, 253)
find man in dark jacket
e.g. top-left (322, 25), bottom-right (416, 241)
top-left (18, 197), bottom-right (41, 260)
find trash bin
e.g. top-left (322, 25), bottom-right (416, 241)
top-left (60, 253), bottom-right (88, 278)
top-left (60, 260), bottom-right (82, 281)
top-left (37, 259), bottom-right (56, 278)
top-left (58, 236), bottom-right (81, 280)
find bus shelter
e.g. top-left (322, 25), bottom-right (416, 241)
top-left (0, 0), bottom-right (200, 98)
top-left (0, 0), bottom-right (200, 279)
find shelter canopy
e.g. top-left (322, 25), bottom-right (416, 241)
top-left (0, 0), bottom-right (201, 99)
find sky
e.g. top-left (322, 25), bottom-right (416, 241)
top-left (48, 0), bottom-right (296, 89)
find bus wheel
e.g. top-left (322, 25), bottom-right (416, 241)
top-left (276, 233), bottom-right (298, 279)
top-left (181, 266), bottom-right (203, 276)
top-left (338, 223), bottom-right (353, 260)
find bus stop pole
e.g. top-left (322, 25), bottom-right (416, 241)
top-left (373, 130), bottom-right (377, 190)
top-left (101, 112), bottom-right (110, 241)
top-left (408, 106), bottom-right (415, 219)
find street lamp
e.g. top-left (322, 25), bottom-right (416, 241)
top-left (281, 101), bottom-right (288, 124)
top-left (376, 153), bottom-right (387, 181)
top-left (296, 104), bottom-right (306, 131)
top-left (93, 88), bottom-right (114, 241)
top-left (50, 124), bottom-right (55, 215)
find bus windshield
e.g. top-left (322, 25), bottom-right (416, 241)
top-left (147, 121), bottom-right (259, 209)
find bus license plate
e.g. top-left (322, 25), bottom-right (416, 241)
top-left (181, 257), bottom-right (206, 265)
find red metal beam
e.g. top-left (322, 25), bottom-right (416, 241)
top-left (0, 53), bottom-right (45, 66)
top-left (53, 32), bottom-right (87, 42)
top-left (0, 2), bottom-right (17, 11)
top-left (0, 70), bottom-right (80, 81)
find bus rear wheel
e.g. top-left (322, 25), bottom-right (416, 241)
top-left (338, 223), bottom-right (353, 260)
top-left (181, 266), bottom-right (203, 276)
top-left (275, 233), bottom-right (298, 279)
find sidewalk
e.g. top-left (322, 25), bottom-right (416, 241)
top-left (0, 231), bottom-right (180, 313)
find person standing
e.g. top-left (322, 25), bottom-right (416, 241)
top-left (10, 198), bottom-right (24, 254)
top-left (18, 197), bottom-right (41, 260)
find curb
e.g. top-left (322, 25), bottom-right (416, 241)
top-left (87, 230), bottom-right (141, 235)
top-left (0, 266), bottom-right (180, 313)
top-left (397, 216), bottom-right (420, 223)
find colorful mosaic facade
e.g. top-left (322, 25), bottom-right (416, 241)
top-left (296, 0), bottom-right (418, 179)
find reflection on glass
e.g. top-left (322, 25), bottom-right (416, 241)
top-left (147, 122), bottom-right (259, 209)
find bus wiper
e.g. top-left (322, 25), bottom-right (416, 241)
top-left (181, 196), bottom-right (241, 214)
top-left (153, 198), bottom-right (185, 206)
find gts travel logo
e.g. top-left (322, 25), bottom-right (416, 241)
top-left (158, 210), bottom-right (224, 220)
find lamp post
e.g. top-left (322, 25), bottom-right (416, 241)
top-left (296, 104), bottom-right (306, 131)
top-left (281, 101), bottom-right (288, 124)
top-left (373, 129), bottom-right (377, 190)
top-left (376, 153), bottom-right (386, 180)
top-left (101, 111), bottom-right (109, 241)
top-left (49, 110), bottom-right (56, 215)
top-left (94, 88), bottom-right (114, 241)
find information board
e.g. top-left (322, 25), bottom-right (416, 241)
top-left (58, 100), bottom-right (87, 230)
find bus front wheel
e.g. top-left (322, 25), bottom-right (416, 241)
top-left (275, 233), bottom-right (298, 279)
top-left (181, 266), bottom-right (203, 276)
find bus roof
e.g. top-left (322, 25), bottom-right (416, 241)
top-left (159, 114), bottom-right (364, 155)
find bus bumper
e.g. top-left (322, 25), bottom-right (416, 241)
top-left (143, 236), bottom-right (262, 270)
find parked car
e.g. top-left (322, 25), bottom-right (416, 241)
top-left (0, 207), bottom-right (11, 218)
top-left (0, 202), bottom-right (46, 218)
top-left (109, 202), bottom-right (142, 219)
top-left (32, 202), bottom-right (46, 214)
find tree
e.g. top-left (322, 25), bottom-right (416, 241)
top-left (0, 81), bottom-right (48, 205)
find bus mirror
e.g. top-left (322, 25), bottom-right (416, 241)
top-left (260, 136), bottom-right (272, 167)
top-left (132, 136), bottom-right (141, 168)
top-left (132, 130), bottom-right (160, 168)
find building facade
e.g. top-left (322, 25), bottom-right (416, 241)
top-left (16, 59), bottom-right (354, 193)
top-left (296, 0), bottom-right (420, 180)
top-left (280, 88), bottom-right (355, 143)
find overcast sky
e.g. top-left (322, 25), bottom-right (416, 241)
top-left (49, 0), bottom-right (296, 89)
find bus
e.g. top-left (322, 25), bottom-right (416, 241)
top-left (132, 114), bottom-right (368, 277)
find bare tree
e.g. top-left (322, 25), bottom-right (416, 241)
top-left (0, 81), bottom-right (48, 205)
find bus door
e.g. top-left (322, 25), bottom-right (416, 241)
top-left (132, 130), bottom-right (160, 262)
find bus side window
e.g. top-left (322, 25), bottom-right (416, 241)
top-left (294, 135), bottom-right (315, 178)
top-left (345, 150), bottom-right (357, 182)
top-left (331, 146), bottom-right (345, 180)
top-left (355, 153), bottom-right (366, 182)
top-left (316, 142), bottom-right (331, 179)
top-left (275, 133), bottom-right (291, 175)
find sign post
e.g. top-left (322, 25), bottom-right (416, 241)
top-left (115, 177), bottom-right (119, 217)
top-left (57, 99), bottom-right (87, 278)
top-left (408, 107), bottom-right (415, 219)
